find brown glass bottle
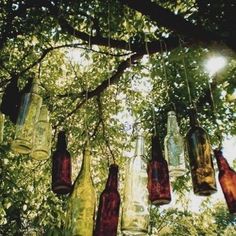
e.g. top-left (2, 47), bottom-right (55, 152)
top-left (147, 135), bottom-right (171, 205)
top-left (52, 131), bottom-right (72, 195)
top-left (94, 164), bottom-right (120, 236)
top-left (186, 108), bottom-right (217, 196)
top-left (214, 149), bottom-right (236, 214)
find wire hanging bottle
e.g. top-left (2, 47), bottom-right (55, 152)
top-left (0, 111), bottom-right (4, 143)
top-left (148, 134), bottom-right (171, 205)
top-left (52, 131), bottom-right (72, 195)
top-left (185, 107), bottom-right (217, 196)
top-left (214, 149), bottom-right (236, 214)
top-left (164, 111), bottom-right (186, 180)
top-left (121, 125), bottom-right (149, 235)
top-left (11, 77), bottom-right (42, 154)
top-left (66, 148), bottom-right (96, 236)
top-left (31, 105), bottom-right (52, 160)
top-left (94, 164), bottom-right (120, 236)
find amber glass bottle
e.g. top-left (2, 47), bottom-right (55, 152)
top-left (94, 164), bottom-right (120, 236)
top-left (52, 131), bottom-right (72, 194)
top-left (11, 78), bottom-right (42, 154)
top-left (148, 134), bottom-right (171, 205)
top-left (185, 108), bottom-right (217, 196)
top-left (214, 149), bottom-right (236, 214)
top-left (66, 149), bottom-right (96, 236)
top-left (121, 129), bottom-right (149, 235)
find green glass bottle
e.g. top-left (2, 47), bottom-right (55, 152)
top-left (11, 78), bottom-right (42, 154)
top-left (66, 148), bottom-right (96, 236)
top-left (121, 127), bottom-right (150, 235)
top-left (30, 105), bottom-right (52, 160)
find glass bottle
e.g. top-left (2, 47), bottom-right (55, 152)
top-left (0, 76), bottom-right (21, 124)
top-left (214, 149), bottom-right (236, 214)
top-left (185, 108), bottom-right (217, 196)
top-left (52, 131), bottom-right (72, 195)
top-left (30, 105), bottom-right (52, 160)
top-left (11, 78), bottom-right (42, 154)
top-left (148, 134), bottom-right (171, 205)
top-left (66, 149), bottom-right (96, 236)
top-left (121, 128), bottom-right (149, 235)
top-left (94, 164), bottom-right (120, 236)
top-left (0, 112), bottom-right (4, 143)
top-left (164, 111), bottom-right (186, 180)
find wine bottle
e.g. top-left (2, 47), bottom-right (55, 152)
top-left (11, 78), bottom-right (42, 154)
top-left (121, 127), bottom-right (149, 235)
top-left (66, 148), bottom-right (96, 236)
top-left (185, 108), bottom-right (217, 196)
top-left (94, 164), bottom-right (120, 236)
top-left (214, 149), bottom-right (236, 214)
top-left (148, 134), bottom-right (171, 205)
top-left (164, 111), bottom-right (186, 180)
top-left (31, 105), bottom-right (52, 160)
top-left (52, 131), bottom-right (72, 194)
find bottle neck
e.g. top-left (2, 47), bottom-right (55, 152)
top-left (152, 135), bottom-right (164, 161)
top-left (214, 150), bottom-right (230, 171)
top-left (38, 105), bottom-right (49, 122)
top-left (105, 164), bottom-right (118, 191)
top-left (135, 134), bottom-right (144, 157)
top-left (30, 78), bottom-right (40, 94)
top-left (189, 108), bottom-right (199, 127)
top-left (80, 149), bottom-right (91, 178)
top-left (167, 111), bottom-right (179, 134)
top-left (56, 131), bottom-right (67, 151)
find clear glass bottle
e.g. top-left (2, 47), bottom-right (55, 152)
top-left (164, 111), bottom-right (186, 180)
top-left (30, 105), bottom-right (52, 160)
top-left (94, 164), bottom-right (120, 236)
top-left (214, 149), bottom-right (236, 214)
top-left (52, 131), bottom-right (72, 195)
top-left (0, 112), bottom-right (5, 143)
top-left (185, 108), bottom-right (217, 196)
top-left (66, 148), bottom-right (96, 236)
top-left (121, 128), bottom-right (150, 235)
top-left (11, 78), bottom-right (42, 154)
top-left (148, 134), bottom-right (171, 205)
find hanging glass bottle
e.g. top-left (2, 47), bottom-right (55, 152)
top-left (164, 111), bottom-right (186, 180)
top-left (30, 105), bottom-right (52, 160)
top-left (148, 134), bottom-right (171, 205)
top-left (214, 149), bottom-right (236, 214)
top-left (0, 76), bottom-right (21, 124)
top-left (185, 107), bottom-right (217, 196)
top-left (0, 111), bottom-right (4, 143)
top-left (11, 78), bottom-right (42, 154)
top-left (66, 148), bottom-right (96, 236)
top-left (52, 131), bottom-right (72, 194)
top-left (121, 127), bottom-right (149, 235)
top-left (94, 164), bottom-right (120, 236)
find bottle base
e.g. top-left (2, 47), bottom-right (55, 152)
top-left (52, 184), bottom-right (72, 195)
top-left (31, 150), bottom-right (50, 160)
top-left (151, 198), bottom-right (171, 205)
top-left (122, 228), bottom-right (148, 236)
top-left (11, 140), bottom-right (32, 154)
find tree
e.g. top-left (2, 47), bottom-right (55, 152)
top-left (0, 0), bottom-right (236, 234)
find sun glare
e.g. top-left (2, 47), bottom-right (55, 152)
top-left (205, 55), bottom-right (227, 76)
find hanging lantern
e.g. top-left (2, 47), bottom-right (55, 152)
top-left (30, 105), bottom-right (52, 160)
top-left (164, 111), bottom-right (186, 180)
top-left (121, 126), bottom-right (149, 235)
top-left (94, 164), bottom-right (120, 236)
top-left (214, 149), bottom-right (236, 214)
top-left (148, 134), bottom-right (171, 205)
top-left (52, 131), bottom-right (72, 195)
top-left (11, 78), bottom-right (42, 154)
top-left (66, 148), bottom-right (96, 236)
top-left (185, 107), bottom-right (217, 196)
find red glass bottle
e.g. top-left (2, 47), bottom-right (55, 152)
top-left (147, 134), bottom-right (171, 205)
top-left (214, 149), bottom-right (236, 214)
top-left (94, 164), bottom-right (120, 236)
top-left (52, 131), bottom-right (72, 195)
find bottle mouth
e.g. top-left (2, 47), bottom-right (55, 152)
top-left (167, 111), bottom-right (176, 116)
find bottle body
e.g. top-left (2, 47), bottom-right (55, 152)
top-left (214, 150), bottom-right (236, 214)
top-left (31, 105), bottom-right (52, 160)
top-left (148, 135), bottom-right (171, 205)
top-left (0, 112), bottom-right (5, 143)
top-left (164, 111), bottom-right (186, 179)
top-left (186, 126), bottom-right (217, 196)
top-left (121, 135), bottom-right (149, 235)
top-left (67, 150), bottom-right (96, 236)
top-left (94, 164), bottom-right (120, 236)
top-left (11, 89), bottom-right (42, 154)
